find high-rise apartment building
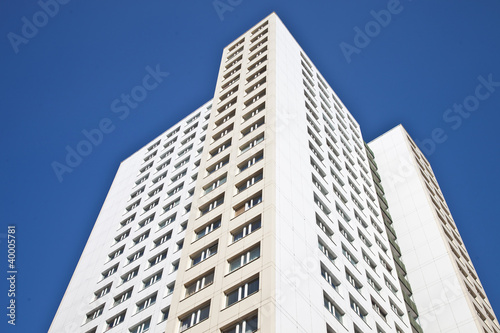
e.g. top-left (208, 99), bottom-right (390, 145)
top-left (49, 13), bottom-right (497, 333)
top-left (369, 125), bottom-right (500, 333)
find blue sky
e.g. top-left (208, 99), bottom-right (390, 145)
top-left (1, 0), bottom-right (499, 331)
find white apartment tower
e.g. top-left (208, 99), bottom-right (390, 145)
top-left (49, 13), bottom-right (496, 333)
top-left (369, 125), bottom-right (499, 333)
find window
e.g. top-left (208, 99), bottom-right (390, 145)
top-left (207, 156), bottom-right (230, 175)
top-left (179, 303), bottom-right (210, 332)
top-left (231, 217), bottom-right (261, 243)
top-left (149, 249), bottom-right (168, 267)
top-left (321, 265), bottom-right (340, 291)
top-left (171, 260), bottom-right (179, 273)
top-left (164, 198), bottom-right (180, 213)
top-left (128, 248), bottom-right (145, 264)
top-left (159, 213), bottom-right (176, 229)
top-left (108, 246), bottom-right (124, 261)
top-left (106, 311), bottom-right (126, 330)
top-left (136, 293), bottom-right (156, 313)
top-left (240, 133), bottom-right (264, 154)
top-left (171, 169), bottom-right (187, 182)
top-left (86, 305), bottom-right (104, 322)
top-left (122, 267), bottom-right (139, 283)
top-left (168, 183), bottom-right (184, 197)
top-left (367, 274), bottom-right (382, 293)
top-left (138, 214), bottom-right (155, 229)
top-left (346, 270), bottom-right (363, 292)
top-left (238, 151), bottom-right (263, 172)
top-left (236, 170), bottom-right (263, 193)
top-left (226, 277), bottom-right (259, 307)
top-left (153, 231), bottom-right (172, 247)
top-left (129, 318), bottom-right (150, 333)
top-left (160, 307), bottom-right (170, 323)
top-left (350, 297), bottom-right (367, 321)
top-left (185, 270), bottom-right (214, 297)
top-left (94, 284), bottom-right (112, 300)
top-left (102, 264), bottom-right (118, 280)
top-left (371, 298), bottom-right (387, 321)
top-left (143, 271), bottom-right (162, 289)
top-left (131, 186), bottom-right (145, 199)
top-left (342, 246), bottom-right (358, 267)
top-left (203, 174), bottom-right (227, 195)
top-left (195, 217), bottom-right (221, 240)
top-left (114, 288), bottom-right (133, 305)
top-left (241, 117), bottom-right (265, 137)
top-left (191, 243), bottom-right (218, 266)
top-left (199, 194), bottom-right (224, 216)
top-left (318, 240), bottom-right (336, 263)
top-left (210, 139), bottom-right (231, 158)
top-left (384, 276), bottom-right (398, 294)
top-left (133, 231), bottom-right (150, 245)
top-left (229, 244), bottom-right (260, 272)
top-left (120, 215), bottom-right (135, 228)
top-left (234, 191), bottom-right (262, 216)
top-left (126, 200), bottom-right (140, 212)
top-left (324, 295), bottom-right (343, 323)
top-left (166, 282), bottom-right (175, 296)
top-left (223, 314), bottom-right (258, 333)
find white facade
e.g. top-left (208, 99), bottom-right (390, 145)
top-left (50, 13), bottom-right (500, 333)
top-left (369, 125), bottom-right (499, 333)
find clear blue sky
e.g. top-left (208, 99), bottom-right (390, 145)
top-left (1, 0), bottom-right (499, 331)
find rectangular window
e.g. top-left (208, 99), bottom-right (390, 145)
top-left (114, 288), bottom-right (133, 306)
top-left (318, 240), bottom-right (336, 264)
top-left (229, 244), bottom-right (260, 272)
top-left (108, 246), bottom-right (124, 261)
top-left (127, 248), bottom-right (145, 264)
top-left (122, 267), bottom-right (139, 284)
top-left (148, 249), bottom-right (168, 267)
top-left (101, 264), bottom-right (118, 280)
top-left (324, 295), bottom-right (343, 323)
top-left (203, 174), bottom-right (227, 195)
top-left (210, 139), bottom-right (232, 158)
top-left (350, 296), bottom-right (367, 321)
top-left (136, 293), bottom-right (157, 313)
top-left (195, 217), bottom-right (222, 240)
top-left (133, 231), bottom-right (149, 246)
top-left (94, 283), bottom-right (112, 300)
top-left (222, 314), bottom-right (258, 333)
top-left (143, 270), bottom-right (162, 289)
top-left (185, 270), bottom-right (215, 297)
top-left (129, 318), bottom-right (150, 333)
top-left (153, 231), bottom-right (172, 248)
top-left (238, 150), bottom-right (264, 173)
top-left (240, 133), bottom-right (264, 154)
top-left (86, 305), bottom-right (104, 322)
top-left (226, 277), bottom-right (259, 307)
top-left (159, 213), bottom-right (176, 229)
top-left (234, 191), bottom-right (262, 217)
top-left (207, 156), bottom-right (230, 175)
top-left (236, 170), bottom-right (263, 193)
top-left (164, 198), bottom-right (180, 213)
top-left (199, 194), bottom-right (224, 216)
top-left (241, 117), bottom-right (265, 137)
top-left (106, 311), bottom-right (126, 330)
top-left (179, 303), bottom-right (210, 332)
top-left (321, 265), bottom-right (339, 291)
top-left (191, 243), bottom-right (218, 267)
top-left (231, 216), bottom-right (261, 243)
